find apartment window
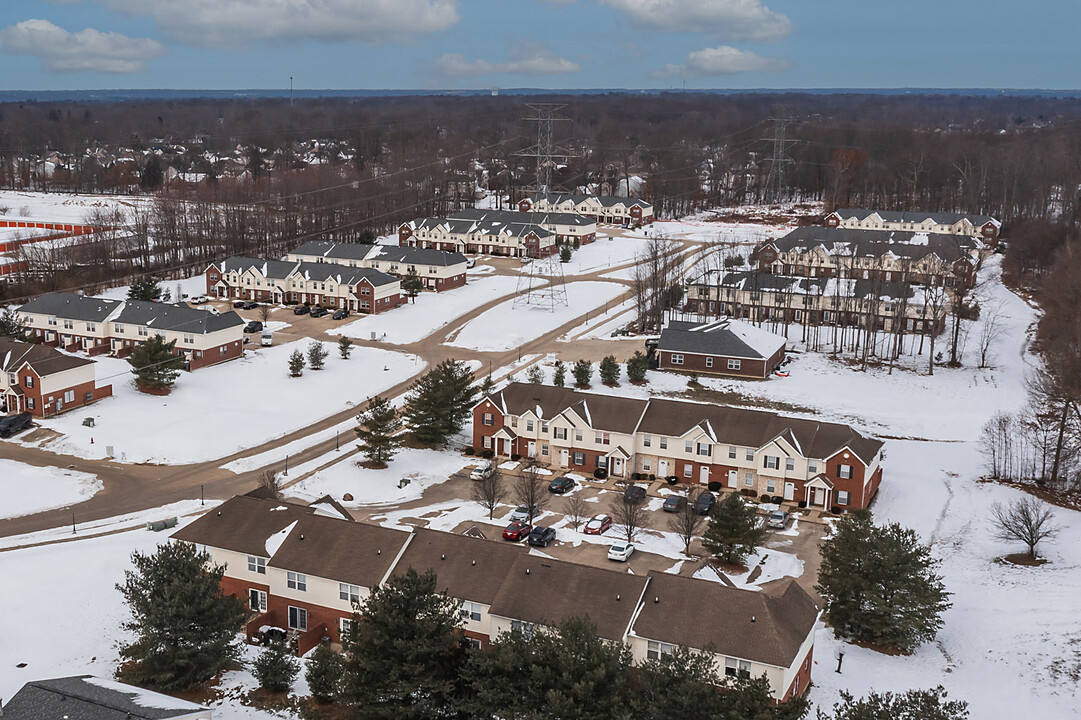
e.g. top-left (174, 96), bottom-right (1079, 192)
top-left (138, 326), bottom-right (148, 337)
top-left (554, 427), bottom-right (567, 440)
top-left (785, 457), bottom-right (795, 472)
top-left (287, 571), bottom-right (307, 591)
top-left (247, 556), bottom-right (266, 574)
top-left (725, 657), bottom-right (751, 678)
top-left (745, 448), bottom-right (754, 461)
top-left (597, 456), bottom-right (608, 469)
top-left (575, 430), bottom-right (583, 442)
top-left (48, 316), bottom-right (57, 326)
top-left (23, 375), bottom-right (33, 389)
top-left (837, 490), bottom-right (851, 506)
top-left (597, 433), bottom-right (610, 445)
top-left (764, 456), bottom-right (780, 470)
top-left (684, 440), bottom-right (693, 454)
top-left (114, 324), bottom-right (124, 334)
top-left (249, 589), bottom-right (267, 613)
top-left (684, 463), bottom-right (693, 478)
top-left (541, 443), bottom-right (549, 456)
top-left (573, 452), bottom-right (586, 466)
top-left (728, 445), bottom-right (737, 459)
top-left (183, 334), bottom-right (194, 344)
top-left (460, 601), bottom-right (482, 622)
top-left (766, 478), bottom-right (777, 493)
top-left (705, 357), bottom-right (714, 368)
top-left (697, 443), bottom-right (712, 457)
top-left (643, 435), bottom-right (652, 448)
top-left (727, 358), bottom-right (741, 370)
top-left (808, 460), bottom-right (818, 474)
top-left (670, 354), bottom-right (684, 365)
top-left (288, 606), bottom-right (308, 631)
top-left (6, 373), bottom-right (14, 385)
top-left (361, 287), bottom-right (371, 296)
top-left (838, 464), bottom-right (853, 479)
top-left (744, 471), bottom-right (754, 487)
top-left (541, 421), bottom-right (549, 434)
top-left (27, 398), bottom-right (35, 410)
top-left (482, 413), bottom-right (494, 426)
top-left (659, 437), bottom-right (668, 450)
top-left (510, 619), bottom-right (535, 638)
top-left (482, 436), bottom-right (493, 449)
top-left (63, 319), bottom-right (74, 330)
top-left (646, 640), bottom-right (675, 660)
top-left (643, 458), bottom-right (652, 471)
top-left (339, 583), bottom-right (361, 604)
top-left (526, 419), bottom-right (535, 432)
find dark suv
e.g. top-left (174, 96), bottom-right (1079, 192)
top-left (244, 321), bottom-right (263, 333)
top-left (623, 484), bottom-right (647, 504)
top-left (693, 491), bottom-right (716, 516)
top-left (309, 306), bottom-right (329, 318)
top-left (527, 526), bottom-right (556, 547)
top-left (0, 412), bottom-right (33, 438)
top-left (293, 304), bottom-right (311, 315)
top-left (662, 495), bottom-right (686, 513)
top-left (548, 476), bottom-right (575, 494)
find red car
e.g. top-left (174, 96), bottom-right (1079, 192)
top-left (502, 521), bottom-right (533, 541)
top-left (583, 513), bottom-right (612, 535)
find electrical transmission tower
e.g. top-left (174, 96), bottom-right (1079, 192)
top-left (514, 103), bottom-right (573, 195)
top-left (513, 252), bottom-right (569, 311)
top-left (759, 118), bottom-right (798, 204)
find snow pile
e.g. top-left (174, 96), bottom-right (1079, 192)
top-left (0, 460), bottom-right (102, 519)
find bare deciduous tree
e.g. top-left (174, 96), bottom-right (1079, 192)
top-left (611, 493), bottom-right (647, 544)
top-left (977, 297), bottom-right (1008, 368)
top-left (258, 303), bottom-right (272, 324)
top-left (513, 461), bottom-right (549, 525)
top-left (259, 469), bottom-right (283, 500)
top-left (667, 488), bottom-right (705, 554)
top-left (991, 496), bottom-right (1059, 559)
top-left (564, 493), bottom-right (590, 531)
top-left (471, 469), bottom-right (506, 520)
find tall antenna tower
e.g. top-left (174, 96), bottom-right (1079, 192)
top-left (759, 118), bottom-right (797, 204)
top-left (513, 251), bottom-right (568, 311)
top-left (514, 103), bottom-right (572, 195)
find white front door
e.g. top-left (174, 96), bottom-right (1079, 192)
top-left (727, 470), bottom-right (738, 488)
top-left (784, 482), bottom-right (795, 501)
top-left (612, 457), bottom-right (623, 476)
top-left (559, 449), bottom-right (569, 466)
top-left (658, 460), bottom-right (669, 477)
top-left (527, 441), bottom-right (536, 458)
top-left (699, 465), bottom-right (710, 485)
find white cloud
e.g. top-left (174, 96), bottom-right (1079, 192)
top-left (601, 0), bottom-right (792, 42)
top-left (0, 19), bottom-right (165, 73)
top-left (93, 0), bottom-right (460, 47)
top-left (652, 45), bottom-right (790, 78)
top-left (435, 41), bottom-right (581, 77)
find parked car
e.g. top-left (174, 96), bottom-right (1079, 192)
top-left (527, 526), bottom-right (556, 547)
top-left (466, 257), bottom-right (477, 268)
top-left (767, 511), bottom-right (791, 529)
top-left (608, 542), bottom-right (635, 562)
top-left (583, 514), bottom-right (612, 535)
top-left (548, 476), bottom-right (575, 494)
top-left (623, 484), bottom-right (647, 504)
top-left (662, 495), bottom-right (686, 513)
top-left (260, 332), bottom-right (273, 347)
top-left (469, 464), bottom-right (494, 481)
top-left (244, 321), bottom-right (263, 333)
top-left (309, 306), bottom-right (329, 318)
top-left (502, 521), bottom-right (532, 542)
top-left (519, 256), bottom-right (533, 264)
top-left (233, 300), bottom-right (247, 308)
top-left (509, 505), bottom-right (535, 523)
top-left (197, 305), bottom-right (220, 315)
top-left (293, 304), bottom-right (311, 315)
top-left (332, 308), bottom-right (350, 320)
top-left (0, 412), bottom-right (33, 438)
top-left (693, 491), bottom-right (716, 516)
top-left (237, 300), bottom-right (257, 310)
top-left (189, 295), bottom-right (208, 304)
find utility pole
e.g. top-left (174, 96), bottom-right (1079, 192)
top-left (289, 76), bottom-right (294, 108)
top-left (514, 103), bottom-right (572, 196)
top-left (759, 118), bottom-right (797, 204)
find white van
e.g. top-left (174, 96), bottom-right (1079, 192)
top-left (261, 332), bottom-right (273, 346)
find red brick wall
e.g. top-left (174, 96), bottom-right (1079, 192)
top-left (473, 400), bottom-right (505, 453)
top-left (39, 377), bottom-right (109, 417)
top-left (398, 224), bottom-right (413, 244)
top-left (434, 273), bottom-right (466, 291)
top-left (188, 339), bottom-right (243, 370)
top-left (824, 449), bottom-right (874, 509)
top-left (657, 350), bottom-right (770, 379)
top-left (267, 595), bottom-right (351, 644)
top-left (782, 643), bottom-right (814, 701)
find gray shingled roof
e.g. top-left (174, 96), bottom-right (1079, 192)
top-left (452, 208), bottom-right (595, 228)
top-left (2, 676), bottom-right (207, 720)
top-left (658, 319), bottom-right (785, 360)
top-left (407, 214), bottom-right (554, 239)
top-left (532, 192), bottom-right (652, 210)
top-left (0, 337), bottom-right (95, 375)
top-left (832, 208), bottom-right (999, 227)
top-left (295, 262), bottom-right (398, 287)
top-left (715, 270), bottom-right (917, 301)
top-left (769, 226), bottom-right (978, 262)
top-left (18, 292), bottom-right (122, 322)
top-left (114, 300), bottom-right (244, 334)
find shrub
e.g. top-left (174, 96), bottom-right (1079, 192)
top-left (666, 476), bottom-right (678, 485)
top-left (831, 505), bottom-right (842, 515)
top-left (594, 468), bottom-right (608, 480)
top-left (481, 449), bottom-right (494, 459)
top-left (253, 640), bottom-right (299, 693)
top-left (511, 453), bottom-right (522, 461)
top-left (760, 493), bottom-right (772, 502)
top-left (798, 500), bottom-right (807, 508)
top-left (648, 474), bottom-right (655, 481)
top-left (631, 472), bottom-right (641, 481)
top-left (740, 488), bottom-right (757, 497)
top-left (707, 481), bottom-right (722, 492)
top-left (771, 495), bottom-right (783, 504)
top-left (464, 446), bottom-right (475, 456)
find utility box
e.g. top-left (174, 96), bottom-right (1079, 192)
top-left (82, 417), bottom-right (95, 427)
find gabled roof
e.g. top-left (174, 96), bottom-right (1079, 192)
top-left (390, 527), bottom-right (526, 606)
top-left (0, 337), bottom-right (95, 376)
top-left (2, 676), bottom-right (208, 720)
top-left (217, 257), bottom-right (300, 280)
top-left (294, 262), bottom-right (398, 287)
top-left (269, 513), bottom-right (409, 589)
top-left (18, 292), bottom-right (122, 322)
top-left (712, 271), bottom-right (920, 302)
top-left (407, 213), bottom-right (555, 240)
top-left (171, 494), bottom-right (315, 558)
top-left (530, 192), bottom-right (653, 210)
top-left (488, 554), bottom-right (647, 641)
top-left (658, 319), bottom-right (785, 360)
top-left (773, 226), bottom-right (978, 262)
top-left (114, 300), bottom-right (245, 334)
top-left (452, 207), bottom-right (596, 228)
top-left (831, 208), bottom-right (999, 228)
top-left (632, 574), bottom-right (819, 668)
top-left (482, 383), bottom-right (647, 435)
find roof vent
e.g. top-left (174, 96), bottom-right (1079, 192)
top-left (299, 534), bottom-right (304, 540)
top-left (472, 560), bottom-right (476, 566)
top-left (654, 597), bottom-right (659, 604)
top-left (616, 594), bottom-right (621, 601)
top-left (751, 615), bottom-right (756, 623)
top-left (525, 568), bottom-right (530, 575)
top-left (217, 511), bottom-right (221, 516)
top-left (441, 554), bottom-right (446, 560)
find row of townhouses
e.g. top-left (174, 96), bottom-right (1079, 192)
top-left (685, 271), bottom-right (948, 335)
top-left (0, 337), bottom-right (112, 416)
top-left (18, 292), bottom-right (245, 370)
top-left (173, 494), bottom-right (820, 701)
top-left (474, 383), bottom-right (884, 511)
top-left (824, 208), bottom-right (1000, 243)
top-left (518, 193), bottom-right (655, 225)
top-left (398, 208), bottom-right (598, 258)
top-left (286, 241), bottom-right (467, 290)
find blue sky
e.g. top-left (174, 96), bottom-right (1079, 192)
top-left (0, 0), bottom-right (1076, 91)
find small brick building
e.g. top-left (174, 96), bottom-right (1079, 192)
top-left (656, 318), bottom-right (786, 379)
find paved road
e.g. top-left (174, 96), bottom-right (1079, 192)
top-left (0, 231), bottom-right (714, 539)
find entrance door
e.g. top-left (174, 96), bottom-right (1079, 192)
top-left (559, 449), bottom-right (569, 466)
top-left (527, 441), bottom-right (537, 458)
top-left (727, 470), bottom-right (738, 488)
top-left (249, 589), bottom-right (267, 612)
top-left (658, 460), bottom-right (669, 477)
top-left (699, 466), bottom-right (710, 485)
top-left (784, 482), bottom-right (795, 501)
top-left (612, 457), bottom-right (623, 476)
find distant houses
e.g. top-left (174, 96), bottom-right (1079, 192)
top-left (825, 208), bottom-right (1000, 244)
top-left (398, 208), bottom-right (599, 258)
top-left (518, 193), bottom-right (655, 226)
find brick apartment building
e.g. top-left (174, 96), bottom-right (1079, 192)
top-left (0, 337), bottom-right (112, 416)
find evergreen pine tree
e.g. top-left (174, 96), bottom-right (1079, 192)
top-left (402, 268), bottom-right (424, 302)
top-left (816, 513), bottom-right (951, 653)
top-left (116, 541), bottom-right (248, 690)
top-left (626, 351), bottom-right (649, 383)
top-left (288, 349), bottom-right (305, 377)
top-left (128, 276), bottom-right (164, 302)
top-left (559, 244), bottom-right (573, 263)
top-left (140, 156), bottom-right (164, 190)
top-left (307, 341), bottom-right (328, 370)
top-left (526, 364), bottom-right (545, 384)
top-left (599, 355), bottom-right (620, 385)
top-left (404, 359), bottom-right (478, 445)
top-left (305, 641), bottom-right (344, 704)
top-left (0, 307), bottom-right (29, 340)
top-left (553, 360), bottom-right (566, 387)
top-left (817, 686), bottom-right (967, 720)
top-left (702, 494), bottom-right (768, 565)
top-left (128, 335), bottom-right (186, 393)
top-left (480, 373), bottom-right (496, 396)
top-left (572, 359), bottom-right (593, 387)
top-left (252, 639), bottom-right (299, 693)
top-left (340, 569), bottom-right (465, 719)
top-left (355, 394), bottom-right (403, 466)
top-left (338, 335), bottom-right (354, 359)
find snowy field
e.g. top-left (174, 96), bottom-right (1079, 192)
top-left (98, 272), bottom-right (210, 303)
top-left (445, 281), bottom-right (627, 352)
top-left (0, 189), bottom-right (150, 223)
top-left (22, 342), bottom-right (423, 464)
top-left (0, 460), bottom-right (102, 519)
top-left (327, 274), bottom-right (524, 345)
top-left (535, 235), bottom-right (652, 275)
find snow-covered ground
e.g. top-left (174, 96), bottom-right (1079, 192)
top-left (20, 342), bottom-right (423, 464)
top-left (0, 190), bottom-right (150, 223)
top-left (535, 235), bottom-right (652, 275)
top-left (0, 460), bottom-right (102, 519)
top-left (445, 281), bottom-right (627, 352)
top-left (98, 272), bottom-right (210, 303)
top-left (327, 275), bottom-right (523, 345)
